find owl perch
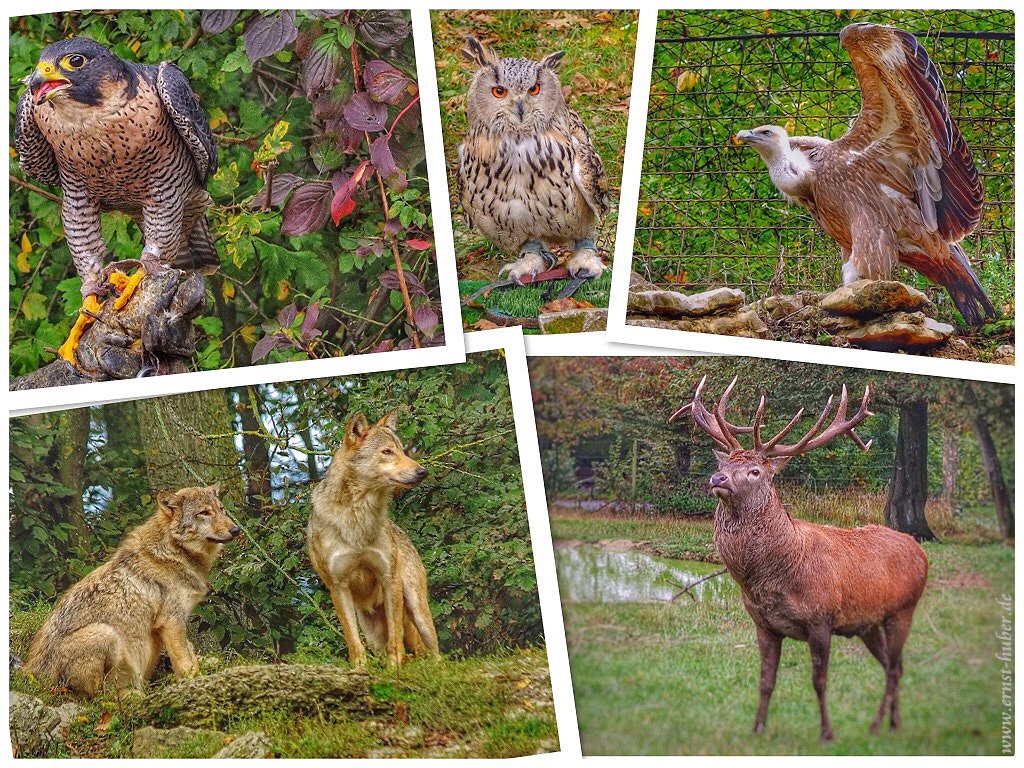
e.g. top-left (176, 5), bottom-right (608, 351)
top-left (736, 23), bottom-right (996, 326)
top-left (10, 269), bottom-right (206, 391)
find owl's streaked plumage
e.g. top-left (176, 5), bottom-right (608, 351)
top-left (457, 36), bottom-right (609, 279)
top-left (14, 37), bottom-right (218, 363)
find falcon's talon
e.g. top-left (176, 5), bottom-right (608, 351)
top-left (111, 267), bottom-right (147, 311)
top-left (55, 294), bottom-right (106, 364)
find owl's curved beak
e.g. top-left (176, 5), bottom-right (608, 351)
top-left (515, 98), bottom-right (525, 121)
top-left (28, 61), bottom-right (71, 105)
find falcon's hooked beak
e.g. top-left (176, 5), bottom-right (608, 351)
top-left (27, 61), bottom-right (71, 105)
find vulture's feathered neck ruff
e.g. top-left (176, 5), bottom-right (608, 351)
top-left (738, 22), bottom-right (996, 326)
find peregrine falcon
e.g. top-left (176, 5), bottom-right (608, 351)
top-left (14, 37), bottom-right (219, 363)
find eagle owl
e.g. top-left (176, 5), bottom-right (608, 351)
top-left (457, 36), bottom-right (609, 280)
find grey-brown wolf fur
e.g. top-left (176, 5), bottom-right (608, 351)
top-left (307, 410), bottom-right (440, 668)
top-left (25, 485), bottom-right (239, 697)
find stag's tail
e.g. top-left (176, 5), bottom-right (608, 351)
top-left (902, 242), bottom-right (996, 326)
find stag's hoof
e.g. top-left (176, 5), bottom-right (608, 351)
top-left (820, 727), bottom-right (834, 742)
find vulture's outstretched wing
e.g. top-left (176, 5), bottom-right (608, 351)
top-left (833, 23), bottom-right (982, 242)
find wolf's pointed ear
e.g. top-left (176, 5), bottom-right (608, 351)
top-left (156, 490), bottom-right (180, 518)
top-left (539, 50), bottom-right (565, 71)
top-left (378, 408), bottom-right (399, 431)
top-left (461, 35), bottom-right (498, 68)
top-left (345, 412), bottom-right (370, 448)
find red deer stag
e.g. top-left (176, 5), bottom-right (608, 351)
top-left (670, 377), bottom-right (928, 741)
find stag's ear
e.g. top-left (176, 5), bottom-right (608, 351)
top-left (461, 36), bottom-right (498, 68)
top-left (766, 456), bottom-right (791, 474)
top-left (712, 449), bottom-right (730, 465)
top-left (344, 412), bottom-right (370, 448)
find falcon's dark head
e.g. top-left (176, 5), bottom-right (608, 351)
top-left (27, 37), bottom-right (133, 107)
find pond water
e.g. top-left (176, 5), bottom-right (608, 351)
top-left (554, 544), bottom-right (733, 604)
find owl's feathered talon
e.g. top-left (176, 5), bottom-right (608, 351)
top-left (566, 239), bottom-right (605, 278)
top-left (498, 250), bottom-right (549, 281)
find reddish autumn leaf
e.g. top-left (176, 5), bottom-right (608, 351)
top-left (243, 11), bottom-right (298, 62)
top-left (249, 172), bottom-right (303, 210)
top-left (363, 60), bottom-right (414, 105)
top-left (413, 303), bottom-right (439, 336)
top-left (252, 333), bottom-right (285, 362)
top-left (343, 91), bottom-right (388, 132)
top-left (200, 10), bottom-right (240, 34)
top-left (280, 181), bottom-right (332, 236)
top-left (371, 338), bottom-right (395, 353)
top-left (330, 160), bottom-right (375, 225)
top-left (405, 237), bottom-right (431, 250)
top-left (358, 10), bottom-right (412, 48)
top-left (278, 302), bottom-right (298, 327)
top-left (369, 134), bottom-right (398, 178)
top-left (300, 302), bottom-right (322, 338)
top-left (378, 269), bottom-right (426, 296)
top-left (302, 35), bottom-right (343, 96)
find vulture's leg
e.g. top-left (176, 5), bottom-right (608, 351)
top-left (847, 218), bottom-right (897, 283)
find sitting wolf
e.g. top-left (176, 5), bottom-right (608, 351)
top-left (308, 410), bottom-right (441, 668)
top-left (25, 484), bottom-right (239, 696)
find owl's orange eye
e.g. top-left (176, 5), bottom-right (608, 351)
top-left (528, 82), bottom-right (540, 96)
top-left (491, 85), bottom-right (507, 98)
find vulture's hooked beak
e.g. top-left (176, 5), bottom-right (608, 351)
top-left (733, 130), bottom-right (754, 146)
top-left (28, 61), bottom-right (71, 105)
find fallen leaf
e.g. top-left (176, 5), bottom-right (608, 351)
top-left (94, 711), bottom-right (113, 733)
top-left (539, 297), bottom-right (593, 313)
top-left (472, 318), bottom-right (501, 330)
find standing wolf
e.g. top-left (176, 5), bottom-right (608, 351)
top-left (25, 485), bottom-right (238, 697)
top-left (308, 410), bottom-right (440, 669)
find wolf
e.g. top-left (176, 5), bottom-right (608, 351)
top-left (307, 410), bottom-right (441, 669)
top-left (25, 484), bottom-right (239, 697)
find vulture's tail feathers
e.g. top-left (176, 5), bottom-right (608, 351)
top-left (907, 242), bottom-right (997, 326)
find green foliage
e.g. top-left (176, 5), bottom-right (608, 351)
top-left (10, 352), bottom-right (541, 660)
top-left (10, 10), bottom-right (440, 378)
top-left (635, 9), bottom-right (1015, 327)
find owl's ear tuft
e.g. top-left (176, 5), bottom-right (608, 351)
top-left (539, 51), bottom-right (566, 71)
top-left (461, 36), bottom-right (498, 68)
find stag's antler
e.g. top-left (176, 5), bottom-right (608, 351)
top-left (670, 377), bottom-right (874, 457)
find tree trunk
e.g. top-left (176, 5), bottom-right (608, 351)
top-left (940, 427), bottom-right (959, 518)
top-left (55, 408), bottom-right (92, 554)
top-left (883, 400), bottom-right (936, 541)
top-left (970, 406), bottom-right (1013, 539)
top-left (133, 390), bottom-right (245, 507)
top-left (235, 386), bottom-right (271, 515)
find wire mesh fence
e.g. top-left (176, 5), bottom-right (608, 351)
top-left (634, 9), bottom-right (1015, 299)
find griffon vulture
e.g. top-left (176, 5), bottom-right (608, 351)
top-left (737, 22), bottom-right (996, 325)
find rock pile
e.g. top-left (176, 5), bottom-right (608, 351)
top-left (627, 287), bottom-right (768, 338)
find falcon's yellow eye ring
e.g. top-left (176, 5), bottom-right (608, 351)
top-left (62, 54), bottom-right (87, 70)
top-left (491, 85), bottom-right (506, 98)
top-left (528, 82), bottom-right (540, 96)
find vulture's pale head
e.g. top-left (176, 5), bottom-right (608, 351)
top-left (735, 125), bottom-right (790, 159)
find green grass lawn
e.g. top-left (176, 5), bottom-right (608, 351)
top-left (552, 513), bottom-right (1013, 755)
top-left (430, 10), bottom-right (636, 323)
